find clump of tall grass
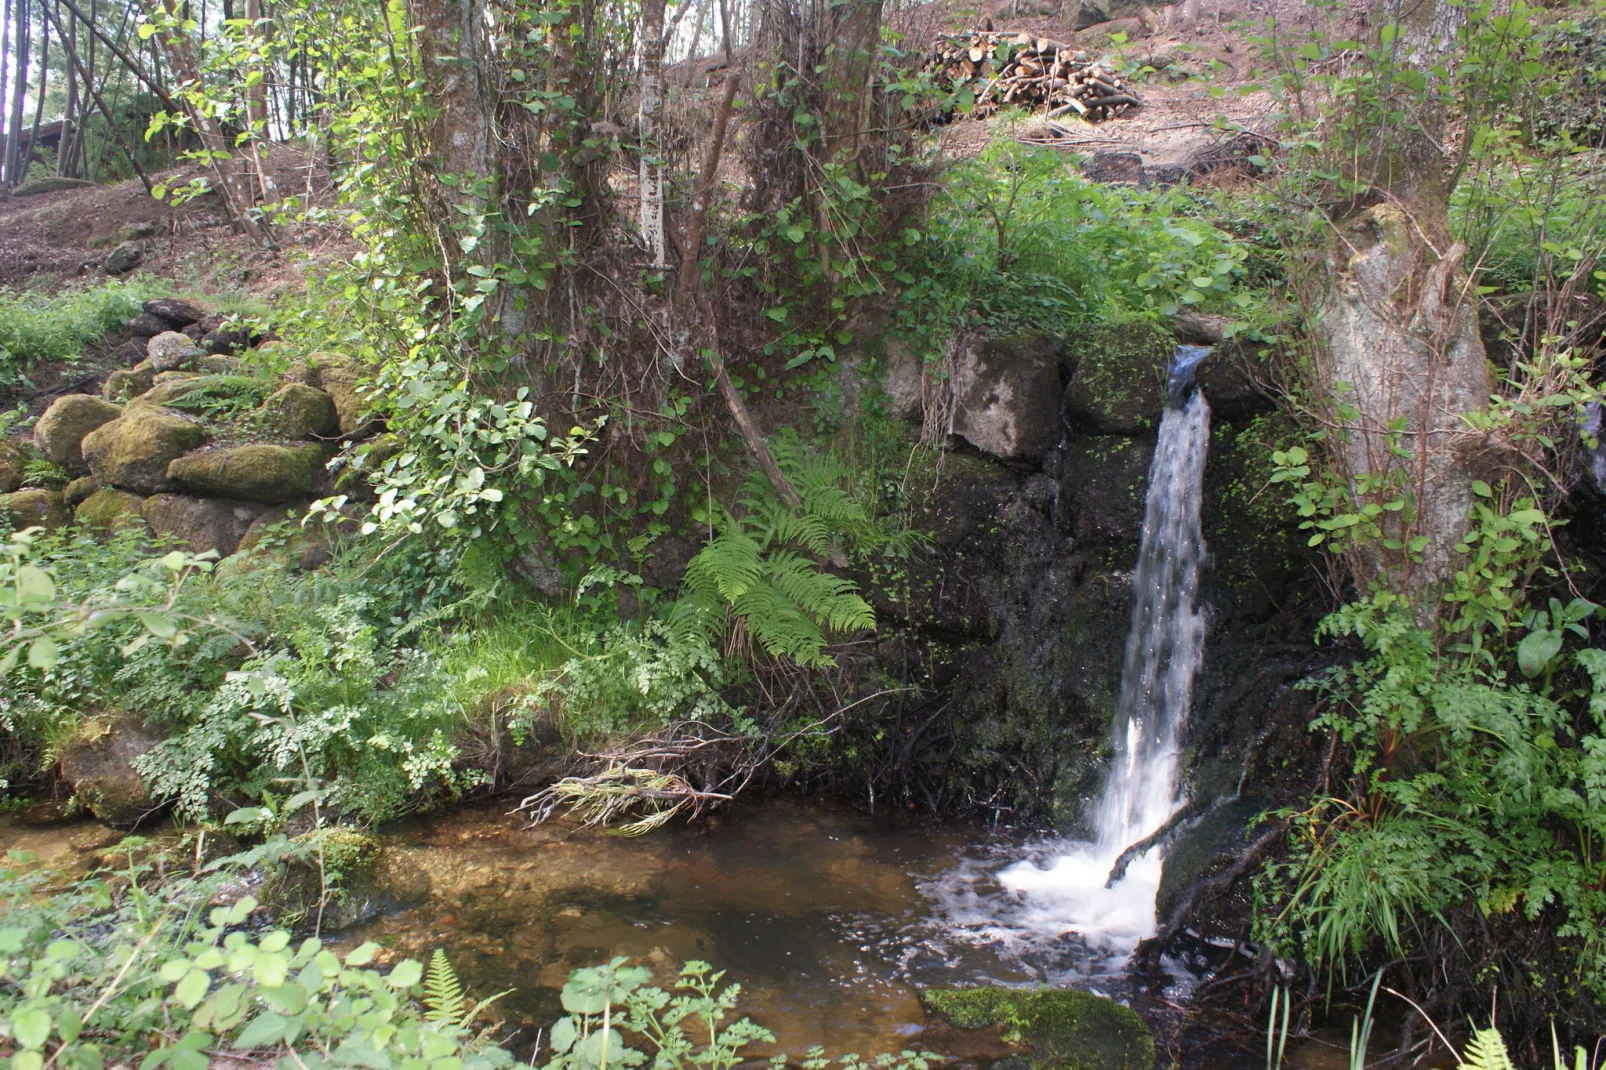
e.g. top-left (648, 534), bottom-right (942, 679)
top-left (0, 278), bottom-right (155, 385)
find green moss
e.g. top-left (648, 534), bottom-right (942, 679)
top-left (166, 443), bottom-right (322, 502)
top-left (74, 489), bottom-right (149, 535)
top-left (920, 987), bottom-right (1154, 1070)
top-left (1063, 319), bottom-right (1173, 433)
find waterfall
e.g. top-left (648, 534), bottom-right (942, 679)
top-left (989, 345), bottom-right (1213, 959)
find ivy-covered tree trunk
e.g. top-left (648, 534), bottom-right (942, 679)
top-left (1316, 0), bottom-right (1494, 605)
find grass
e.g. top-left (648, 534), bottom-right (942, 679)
top-left (0, 278), bottom-right (156, 386)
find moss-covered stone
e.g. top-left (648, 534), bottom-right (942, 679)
top-left (147, 330), bottom-right (203, 372)
top-left (75, 488), bottom-right (149, 535)
top-left (64, 475), bottom-right (100, 506)
top-left (1062, 320), bottom-right (1174, 434)
top-left (103, 361), bottom-right (157, 403)
top-left (167, 443), bottom-right (321, 502)
top-left (259, 383), bottom-right (338, 440)
top-left (919, 988), bottom-right (1153, 1070)
top-left (0, 439), bottom-right (27, 493)
top-left (0, 489), bottom-right (71, 531)
top-left (56, 715), bottom-right (167, 830)
top-left (82, 408), bottom-right (206, 494)
top-left (308, 351), bottom-right (377, 437)
top-left (34, 394), bottom-right (124, 473)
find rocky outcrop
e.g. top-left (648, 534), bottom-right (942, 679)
top-left (919, 988), bottom-right (1154, 1070)
top-left (950, 332), bottom-right (1065, 463)
top-left (82, 409), bottom-right (206, 494)
top-left (57, 716), bottom-right (166, 830)
top-left (140, 494), bottom-right (270, 556)
top-left (34, 395), bottom-right (123, 473)
top-left (0, 489), bottom-right (71, 530)
top-left (75, 489), bottom-right (149, 535)
top-left (167, 444), bottom-right (322, 502)
top-left (260, 384), bottom-right (339, 440)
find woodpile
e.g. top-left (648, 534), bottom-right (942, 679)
top-left (923, 31), bottom-right (1140, 122)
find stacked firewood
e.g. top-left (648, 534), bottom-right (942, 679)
top-left (923, 32), bottom-right (1140, 122)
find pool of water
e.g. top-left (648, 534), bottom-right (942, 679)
top-left (344, 796), bottom-right (1192, 1062)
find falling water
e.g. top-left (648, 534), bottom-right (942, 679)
top-left (928, 346), bottom-right (1213, 970)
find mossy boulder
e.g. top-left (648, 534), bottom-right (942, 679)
top-left (260, 384), bottom-right (338, 440)
top-left (919, 988), bottom-right (1153, 1070)
top-left (1155, 797), bottom-right (1266, 928)
top-left (34, 394), bottom-right (124, 473)
top-left (75, 488), bottom-right (149, 535)
top-left (82, 408), bottom-right (206, 494)
top-left (0, 489), bottom-right (71, 531)
top-left (57, 715), bottom-right (167, 830)
top-left (1063, 320), bottom-right (1175, 434)
top-left (308, 351), bottom-right (377, 437)
top-left (64, 475), bottom-right (100, 506)
top-left (140, 494), bottom-right (269, 556)
top-left (167, 443), bottom-right (321, 502)
top-left (0, 440), bottom-right (27, 493)
top-left (103, 361), bottom-right (157, 402)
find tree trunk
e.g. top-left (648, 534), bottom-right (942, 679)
top-left (25, 0), bottom-right (48, 178)
top-left (42, 0), bottom-right (152, 191)
top-left (5, 0), bottom-right (30, 187)
top-left (815, 0), bottom-right (881, 173)
top-left (1315, 0), bottom-right (1494, 604)
top-left (243, 0), bottom-right (276, 200)
top-left (58, 0), bottom-right (78, 176)
top-left (638, 0), bottom-right (666, 267)
top-left (0, 0), bottom-right (12, 186)
top-left (144, 0), bottom-right (272, 245)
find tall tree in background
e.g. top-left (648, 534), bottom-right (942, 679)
top-left (3, 0), bottom-right (29, 186)
top-left (1313, 0), bottom-right (1494, 608)
top-left (638, 0), bottom-right (666, 267)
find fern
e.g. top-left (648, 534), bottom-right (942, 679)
top-left (669, 439), bottom-right (889, 668)
top-left (1459, 1029), bottom-right (1517, 1070)
top-left (424, 949), bottom-right (466, 1024)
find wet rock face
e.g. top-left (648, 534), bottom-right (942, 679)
top-left (34, 394), bottom-right (124, 473)
top-left (919, 988), bottom-right (1155, 1070)
top-left (857, 324), bottom-right (1318, 827)
top-left (58, 716), bottom-right (167, 830)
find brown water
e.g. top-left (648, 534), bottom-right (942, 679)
top-left (347, 797), bottom-right (1027, 1061)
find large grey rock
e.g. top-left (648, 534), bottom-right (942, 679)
top-left (949, 332), bottom-right (1065, 463)
top-left (140, 494), bottom-right (269, 556)
top-left (34, 394), bottom-right (124, 473)
top-left (880, 338), bottom-right (927, 423)
top-left (82, 408), bottom-right (207, 494)
top-left (104, 241), bottom-right (144, 275)
top-left (58, 716), bottom-right (167, 830)
top-left (146, 331), bottom-right (203, 372)
top-left (167, 444), bottom-right (322, 503)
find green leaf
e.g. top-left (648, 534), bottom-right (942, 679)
top-left (15, 566), bottom-right (54, 604)
top-left (233, 1012), bottom-right (289, 1050)
top-left (387, 959), bottom-right (423, 989)
top-left (1517, 630), bottom-right (1563, 678)
top-left (175, 968), bottom-right (210, 1009)
top-left (345, 942), bottom-right (380, 966)
top-left (764, 307), bottom-right (789, 323)
top-left (13, 1007), bottom-right (51, 1050)
top-left (26, 636), bottom-right (57, 671)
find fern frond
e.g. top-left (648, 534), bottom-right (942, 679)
top-left (1459, 1029), bottom-right (1517, 1070)
top-left (424, 948), bottom-right (467, 1025)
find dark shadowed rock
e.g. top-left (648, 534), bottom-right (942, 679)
top-left (103, 360), bottom-right (157, 402)
top-left (126, 313), bottom-right (175, 337)
top-left (143, 298), bottom-right (203, 328)
top-left (34, 394), bottom-right (123, 473)
top-left (104, 241), bottom-right (144, 275)
top-left (140, 494), bottom-right (269, 556)
top-left (0, 440), bottom-right (27, 494)
top-left (1082, 151), bottom-right (1146, 184)
top-left (1063, 320), bottom-right (1173, 433)
top-left (64, 476), bottom-right (100, 505)
top-left (58, 716), bottom-right (167, 830)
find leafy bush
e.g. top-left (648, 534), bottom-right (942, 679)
top-left (0, 279), bottom-right (154, 386)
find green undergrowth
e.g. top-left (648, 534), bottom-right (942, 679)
top-left (0, 279), bottom-right (158, 387)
